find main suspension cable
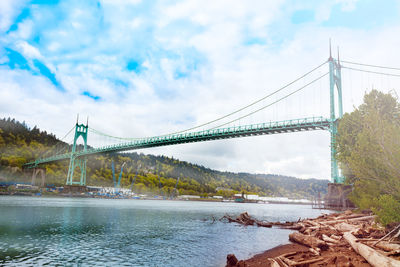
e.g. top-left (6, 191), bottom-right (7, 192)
top-left (342, 66), bottom-right (400, 78)
top-left (38, 125), bottom-right (75, 158)
top-left (341, 60), bottom-right (400, 71)
top-left (208, 72), bottom-right (329, 130)
top-left (90, 60), bottom-right (328, 140)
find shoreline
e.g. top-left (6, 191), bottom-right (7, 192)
top-left (231, 243), bottom-right (310, 267)
top-left (0, 192), bottom-right (316, 205)
top-left (225, 210), bottom-right (400, 267)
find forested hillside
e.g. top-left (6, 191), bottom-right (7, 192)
top-left (0, 117), bottom-right (328, 198)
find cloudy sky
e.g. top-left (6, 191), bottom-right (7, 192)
top-left (1, 0), bottom-right (400, 180)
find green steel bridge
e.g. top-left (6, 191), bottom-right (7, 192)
top-left (25, 116), bottom-right (331, 166)
top-left (24, 51), bottom-right (400, 186)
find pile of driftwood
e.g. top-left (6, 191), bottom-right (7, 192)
top-left (225, 211), bottom-right (400, 267)
top-left (221, 212), bottom-right (272, 227)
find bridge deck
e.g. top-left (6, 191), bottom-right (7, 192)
top-left (24, 116), bottom-right (331, 168)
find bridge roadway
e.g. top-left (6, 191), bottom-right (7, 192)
top-left (24, 116), bottom-right (332, 168)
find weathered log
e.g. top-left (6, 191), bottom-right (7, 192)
top-left (236, 212), bottom-right (255, 225)
top-left (387, 250), bottom-right (400, 257)
top-left (269, 258), bottom-right (280, 267)
top-left (335, 222), bottom-right (359, 233)
top-left (255, 221), bottom-right (272, 228)
top-left (221, 212), bottom-right (256, 226)
top-left (280, 256), bottom-right (297, 266)
top-left (322, 234), bottom-right (339, 244)
top-left (391, 229), bottom-right (400, 242)
top-left (322, 215), bottom-right (376, 225)
top-left (275, 257), bottom-right (289, 267)
top-left (303, 220), bottom-right (320, 227)
top-left (372, 241), bottom-right (400, 252)
top-left (343, 231), bottom-right (400, 267)
top-left (374, 223), bottom-right (400, 246)
top-left (309, 247), bottom-right (320, 256)
top-left (330, 234), bottom-right (341, 240)
top-left (289, 232), bottom-right (329, 250)
top-left (336, 213), bottom-right (371, 220)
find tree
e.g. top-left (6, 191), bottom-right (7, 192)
top-left (336, 90), bottom-right (400, 224)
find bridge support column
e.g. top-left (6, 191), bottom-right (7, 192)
top-left (32, 168), bottom-right (46, 187)
top-left (66, 156), bottom-right (87, 186)
top-left (329, 45), bottom-right (344, 183)
top-left (66, 118), bottom-right (88, 186)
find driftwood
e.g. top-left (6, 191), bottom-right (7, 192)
top-left (308, 247), bottom-right (320, 256)
top-left (222, 212), bottom-right (273, 228)
top-left (336, 213), bottom-right (372, 220)
top-left (335, 222), bottom-right (359, 232)
top-left (277, 250), bottom-right (324, 266)
top-left (330, 234), bottom-right (341, 240)
top-left (322, 234), bottom-right (339, 244)
top-left (369, 241), bottom-right (400, 252)
top-left (225, 210), bottom-right (400, 267)
top-left (374, 223), bottom-right (400, 246)
top-left (222, 212), bottom-right (255, 225)
top-left (343, 231), bottom-right (400, 267)
top-left (269, 258), bottom-right (280, 267)
top-left (255, 221), bottom-right (272, 228)
top-left (275, 257), bottom-right (289, 267)
top-left (321, 215), bottom-right (376, 225)
top-left (289, 232), bottom-right (329, 251)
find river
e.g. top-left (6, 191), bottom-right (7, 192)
top-left (0, 196), bottom-right (330, 266)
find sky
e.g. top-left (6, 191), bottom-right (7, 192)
top-left (1, 0), bottom-right (400, 180)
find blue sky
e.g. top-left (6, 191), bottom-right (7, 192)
top-left (1, 0), bottom-right (400, 179)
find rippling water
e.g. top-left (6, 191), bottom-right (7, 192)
top-left (0, 196), bottom-right (329, 266)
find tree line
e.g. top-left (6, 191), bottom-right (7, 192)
top-left (0, 117), bottom-right (329, 198)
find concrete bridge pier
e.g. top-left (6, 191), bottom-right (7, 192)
top-left (31, 168), bottom-right (46, 187)
top-left (324, 183), bottom-right (355, 209)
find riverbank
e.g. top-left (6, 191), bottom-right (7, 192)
top-left (0, 189), bottom-right (316, 204)
top-left (225, 210), bottom-right (400, 266)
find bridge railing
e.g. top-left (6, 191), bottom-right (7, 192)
top-left (76, 116), bottom-right (330, 156)
top-left (25, 116), bottom-right (331, 167)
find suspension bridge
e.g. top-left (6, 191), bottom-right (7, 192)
top-left (23, 49), bottom-right (400, 187)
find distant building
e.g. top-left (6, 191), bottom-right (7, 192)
top-left (233, 194), bottom-right (259, 200)
top-left (87, 186), bottom-right (102, 192)
top-left (15, 184), bottom-right (38, 190)
top-left (258, 196), bottom-right (312, 204)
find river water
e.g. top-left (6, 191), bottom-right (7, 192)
top-left (0, 196), bottom-right (329, 266)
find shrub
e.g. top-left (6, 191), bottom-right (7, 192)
top-left (372, 194), bottom-right (400, 226)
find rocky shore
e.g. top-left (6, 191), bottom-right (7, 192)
top-left (224, 210), bottom-right (400, 266)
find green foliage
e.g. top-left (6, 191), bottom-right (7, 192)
top-left (372, 195), bottom-right (400, 226)
top-left (0, 117), bottom-right (329, 198)
top-left (336, 90), bottom-right (400, 224)
top-left (216, 189), bottom-right (237, 198)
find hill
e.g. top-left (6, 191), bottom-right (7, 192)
top-left (0, 117), bottom-right (329, 198)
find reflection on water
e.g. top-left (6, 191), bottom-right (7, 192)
top-left (0, 196), bottom-right (330, 266)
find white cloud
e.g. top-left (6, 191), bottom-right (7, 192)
top-left (101, 0), bottom-right (142, 6)
top-left (15, 40), bottom-right (42, 59)
top-left (0, 0), bottom-right (28, 32)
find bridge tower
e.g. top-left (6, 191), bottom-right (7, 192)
top-left (328, 44), bottom-right (344, 183)
top-left (66, 117), bottom-right (88, 186)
